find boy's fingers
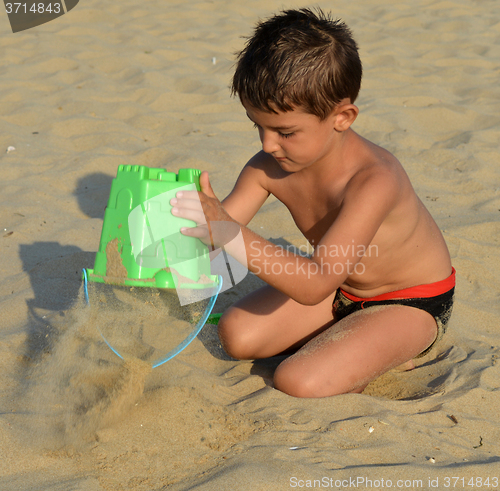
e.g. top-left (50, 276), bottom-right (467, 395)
top-left (173, 190), bottom-right (202, 201)
top-left (199, 171), bottom-right (217, 199)
top-left (171, 207), bottom-right (206, 225)
top-left (180, 226), bottom-right (210, 239)
top-left (171, 196), bottom-right (204, 212)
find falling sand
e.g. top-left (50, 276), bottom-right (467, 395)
top-left (1, 281), bottom-right (264, 490)
top-left (10, 287), bottom-right (152, 452)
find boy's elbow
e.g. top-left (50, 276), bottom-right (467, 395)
top-left (299, 296), bottom-right (322, 306)
top-left (295, 274), bottom-right (343, 306)
top-left (295, 284), bottom-right (336, 306)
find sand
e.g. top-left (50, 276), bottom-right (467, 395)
top-left (1, 0), bottom-right (500, 489)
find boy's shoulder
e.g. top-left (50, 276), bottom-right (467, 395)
top-left (236, 151), bottom-right (291, 195)
top-left (244, 133), bottom-right (406, 200)
top-left (343, 138), bottom-right (407, 200)
top-left (346, 144), bottom-right (407, 194)
top-left (244, 150), bottom-right (286, 177)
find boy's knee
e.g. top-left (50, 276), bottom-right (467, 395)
top-left (273, 360), bottom-right (357, 398)
top-left (217, 310), bottom-right (256, 360)
top-left (273, 362), bottom-right (326, 398)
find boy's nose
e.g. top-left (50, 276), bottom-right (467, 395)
top-left (260, 131), bottom-right (281, 154)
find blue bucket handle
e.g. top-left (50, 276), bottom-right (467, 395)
top-left (82, 269), bottom-right (222, 368)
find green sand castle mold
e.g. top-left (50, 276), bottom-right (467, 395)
top-left (84, 165), bottom-right (218, 290)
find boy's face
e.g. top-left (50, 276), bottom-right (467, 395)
top-left (244, 102), bottom-right (340, 173)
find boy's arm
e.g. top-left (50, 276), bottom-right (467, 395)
top-left (173, 167), bottom-right (401, 305)
top-left (231, 169), bottom-right (401, 304)
top-left (221, 151), bottom-right (271, 226)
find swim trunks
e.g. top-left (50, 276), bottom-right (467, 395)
top-left (333, 268), bottom-right (456, 357)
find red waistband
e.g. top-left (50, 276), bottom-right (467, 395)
top-left (340, 267), bottom-right (456, 302)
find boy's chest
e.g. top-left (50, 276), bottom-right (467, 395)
top-left (270, 182), bottom-right (343, 243)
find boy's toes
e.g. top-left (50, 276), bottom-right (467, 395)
top-left (393, 359), bottom-right (415, 372)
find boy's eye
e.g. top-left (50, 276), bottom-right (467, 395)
top-left (252, 122), bottom-right (294, 139)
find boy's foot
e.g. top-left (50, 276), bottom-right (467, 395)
top-left (394, 359), bottom-right (415, 372)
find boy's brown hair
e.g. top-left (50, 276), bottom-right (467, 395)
top-left (231, 8), bottom-right (362, 120)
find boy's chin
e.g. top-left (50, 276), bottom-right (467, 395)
top-left (275, 159), bottom-right (309, 172)
top-left (274, 156), bottom-right (293, 166)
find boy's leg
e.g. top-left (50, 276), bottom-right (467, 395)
top-left (273, 305), bottom-right (438, 398)
top-left (218, 285), bottom-right (338, 360)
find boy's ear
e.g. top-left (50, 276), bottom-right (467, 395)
top-left (333, 103), bottom-right (359, 132)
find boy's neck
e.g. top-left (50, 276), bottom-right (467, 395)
top-left (299, 128), bottom-right (362, 181)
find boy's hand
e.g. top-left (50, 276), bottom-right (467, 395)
top-left (170, 171), bottom-right (236, 248)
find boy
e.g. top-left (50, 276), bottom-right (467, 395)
top-left (170, 8), bottom-right (455, 398)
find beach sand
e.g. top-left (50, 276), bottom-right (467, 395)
top-left (1, 0), bottom-right (500, 489)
